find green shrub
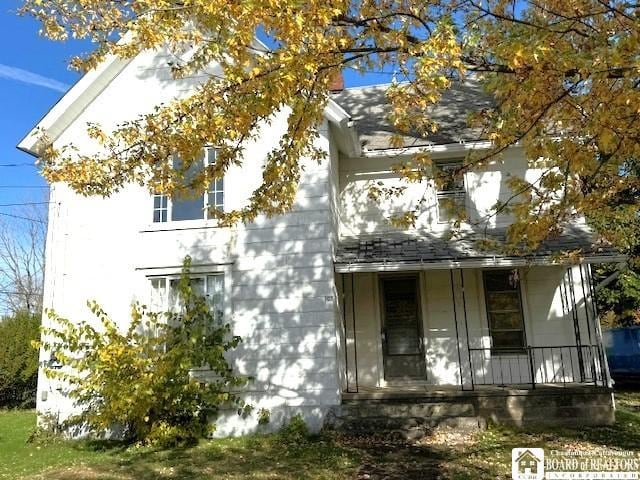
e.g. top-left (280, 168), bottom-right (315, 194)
top-left (257, 408), bottom-right (271, 426)
top-left (0, 311), bottom-right (40, 408)
top-left (278, 414), bottom-right (310, 445)
top-left (26, 412), bottom-right (65, 445)
top-left (38, 257), bottom-right (248, 446)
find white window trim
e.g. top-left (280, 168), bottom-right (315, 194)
top-left (149, 147), bottom-right (225, 229)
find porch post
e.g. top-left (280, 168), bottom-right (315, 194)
top-left (449, 269), bottom-right (465, 390)
top-left (566, 267), bottom-right (586, 382)
top-left (585, 265), bottom-right (613, 388)
top-left (343, 272), bottom-right (359, 393)
top-left (351, 273), bottom-right (359, 392)
top-left (579, 264), bottom-right (599, 383)
top-left (459, 269), bottom-right (474, 391)
top-left (450, 269), bottom-right (474, 391)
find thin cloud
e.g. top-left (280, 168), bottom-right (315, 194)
top-left (0, 63), bottom-right (69, 93)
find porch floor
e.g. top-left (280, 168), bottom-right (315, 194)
top-left (342, 383), bottom-right (611, 401)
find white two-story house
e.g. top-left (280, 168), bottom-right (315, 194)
top-left (19, 46), bottom-right (624, 436)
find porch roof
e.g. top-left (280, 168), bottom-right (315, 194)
top-left (334, 226), bottom-right (625, 272)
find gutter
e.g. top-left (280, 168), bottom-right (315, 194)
top-left (359, 140), bottom-right (501, 159)
top-left (334, 254), bottom-right (629, 273)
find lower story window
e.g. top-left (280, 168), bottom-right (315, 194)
top-left (482, 269), bottom-right (526, 352)
top-left (149, 273), bottom-right (225, 324)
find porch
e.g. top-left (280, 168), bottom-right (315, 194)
top-left (332, 383), bottom-right (615, 430)
top-left (334, 230), bottom-right (622, 403)
top-left (341, 383), bottom-right (608, 401)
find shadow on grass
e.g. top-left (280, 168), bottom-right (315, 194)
top-left (337, 394), bottom-right (640, 480)
top-left (40, 433), bottom-right (361, 480)
top-left (440, 402), bottom-right (640, 480)
top-left (32, 391), bottom-right (640, 480)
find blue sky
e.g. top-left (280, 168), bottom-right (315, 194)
top-left (0, 1), bottom-right (87, 209)
top-left (0, 2), bottom-right (390, 212)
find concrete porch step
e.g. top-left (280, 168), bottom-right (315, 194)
top-left (331, 415), bottom-right (486, 431)
top-left (337, 401), bottom-right (476, 419)
top-left (325, 400), bottom-right (487, 440)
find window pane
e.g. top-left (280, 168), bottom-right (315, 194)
top-left (172, 154), bottom-right (205, 221)
top-left (487, 292), bottom-right (521, 311)
top-left (207, 176), bottom-right (224, 214)
top-left (191, 277), bottom-right (205, 297)
top-left (206, 275), bottom-right (225, 324)
top-left (153, 194), bottom-right (168, 223)
top-left (169, 279), bottom-right (181, 310)
top-left (437, 161), bottom-right (464, 192)
top-left (437, 192), bottom-right (465, 222)
top-left (206, 274), bottom-right (224, 296)
top-left (206, 148), bottom-right (217, 165)
top-left (168, 277), bottom-right (206, 308)
top-left (489, 312), bottom-right (524, 330)
top-left (484, 270), bottom-right (518, 291)
top-left (173, 154), bottom-right (204, 182)
top-left (172, 197), bottom-right (204, 221)
top-left (150, 278), bottom-right (166, 310)
top-left (214, 191), bottom-right (224, 207)
top-left (492, 331), bottom-right (525, 350)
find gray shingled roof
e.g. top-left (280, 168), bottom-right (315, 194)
top-left (330, 80), bottom-right (494, 151)
top-left (336, 226), bottom-right (620, 266)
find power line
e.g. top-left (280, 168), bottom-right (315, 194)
top-left (0, 202), bottom-right (50, 207)
top-left (0, 211), bottom-right (46, 223)
top-left (0, 291), bottom-right (42, 296)
top-left (0, 163), bottom-right (36, 168)
top-left (0, 186), bottom-right (49, 189)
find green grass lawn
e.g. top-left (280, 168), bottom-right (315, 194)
top-left (2, 389), bottom-right (640, 480)
top-left (0, 410), bottom-right (104, 479)
top-left (0, 411), bottom-right (361, 480)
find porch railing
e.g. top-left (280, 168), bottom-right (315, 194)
top-left (467, 344), bottom-right (607, 388)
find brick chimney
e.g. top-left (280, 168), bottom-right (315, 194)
top-left (328, 71), bottom-right (344, 92)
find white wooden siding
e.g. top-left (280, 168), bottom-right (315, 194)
top-left (36, 48), bottom-right (341, 435)
top-left (338, 148), bottom-right (547, 236)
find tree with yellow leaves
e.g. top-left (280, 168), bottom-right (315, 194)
top-left (19, 0), bottom-right (640, 253)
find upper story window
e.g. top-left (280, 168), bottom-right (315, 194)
top-left (436, 160), bottom-right (466, 223)
top-left (153, 148), bottom-right (223, 223)
top-left (482, 269), bottom-right (526, 353)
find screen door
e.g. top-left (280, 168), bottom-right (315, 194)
top-left (380, 276), bottom-right (427, 380)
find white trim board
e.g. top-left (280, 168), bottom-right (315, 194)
top-left (334, 255), bottom-right (628, 273)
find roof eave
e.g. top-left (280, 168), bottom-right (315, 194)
top-left (334, 253), bottom-right (628, 273)
top-left (324, 98), bottom-right (362, 157)
top-left (17, 32), bottom-right (269, 158)
top-left (17, 54), bottom-right (133, 158)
